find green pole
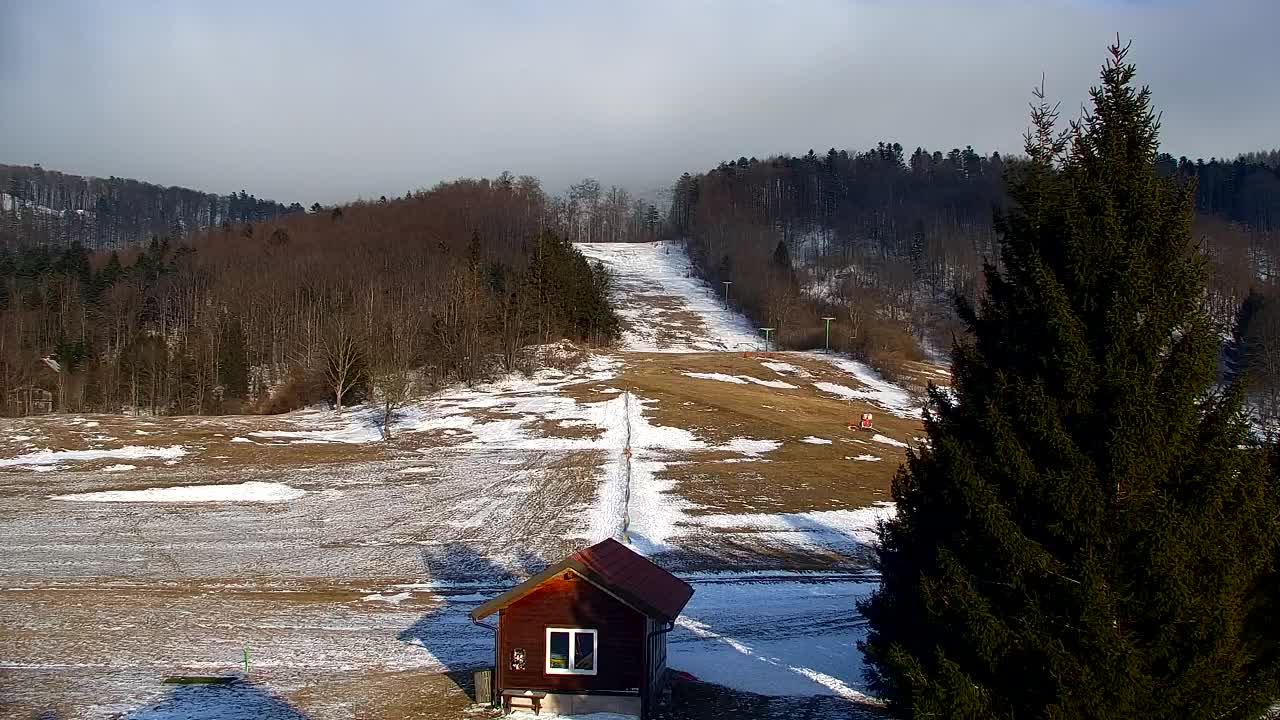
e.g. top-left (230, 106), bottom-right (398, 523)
top-left (822, 317), bottom-right (836, 353)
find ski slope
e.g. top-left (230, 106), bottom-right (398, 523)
top-left (576, 241), bottom-right (761, 352)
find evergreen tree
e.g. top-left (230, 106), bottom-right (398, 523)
top-left (467, 230), bottom-right (483, 271)
top-left (772, 239), bottom-right (791, 271)
top-left (859, 42), bottom-right (1280, 719)
top-left (219, 316), bottom-right (249, 400)
top-left (100, 251), bottom-right (123, 285)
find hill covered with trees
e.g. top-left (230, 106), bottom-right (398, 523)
top-left (0, 164), bottom-right (304, 249)
top-left (0, 175), bottom-right (618, 416)
top-left (668, 145), bottom-right (1280, 396)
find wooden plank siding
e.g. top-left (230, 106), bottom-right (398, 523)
top-left (497, 572), bottom-right (646, 693)
top-left (642, 617), bottom-right (670, 716)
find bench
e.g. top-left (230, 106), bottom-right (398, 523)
top-left (501, 689), bottom-right (547, 715)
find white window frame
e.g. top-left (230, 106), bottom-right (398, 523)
top-left (545, 627), bottom-right (598, 676)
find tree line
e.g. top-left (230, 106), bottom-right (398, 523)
top-left (0, 175), bottom-right (618, 419)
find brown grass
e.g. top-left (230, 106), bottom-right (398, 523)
top-left (564, 351), bottom-right (925, 515)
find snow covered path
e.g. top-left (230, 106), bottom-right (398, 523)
top-left (577, 241), bottom-right (761, 352)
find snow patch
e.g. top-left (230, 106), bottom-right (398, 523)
top-left (361, 591), bottom-right (412, 605)
top-left (685, 372), bottom-right (747, 384)
top-left (717, 438), bottom-right (781, 456)
top-left (690, 503), bottom-right (894, 551)
top-left (847, 454), bottom-right (881, 462)
top-left (760, 360), bottom-right (811, 377)
top-left (397, 467), bottom-right (436, 475)
top-left (800, 436), bottom-right (832, 445)
top-left (683, 372), bottom-right (797, 390)
top-left (52, 481), bottom-right (305, 504)
top-left (816, 355), bottom-right (920, 418)
top-left (871, 434), bottom-right (908, 448)
top-left (0, 445), bottom-right (188, 468)
top-left (102, 464), bottom-right (136, 473)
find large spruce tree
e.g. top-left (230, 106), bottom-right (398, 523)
top-left (859, 42), bottom-right (1280, 719)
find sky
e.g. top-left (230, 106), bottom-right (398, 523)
top-left (1, 0), bottom-right (1276, 205)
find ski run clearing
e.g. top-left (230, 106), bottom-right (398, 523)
top-left (0, 241), bottom-right (932, 719)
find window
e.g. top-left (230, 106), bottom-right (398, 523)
top-left (545, 628), bottom-right (597, 675)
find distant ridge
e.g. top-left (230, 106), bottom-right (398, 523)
top-left (0, 163), bottom-right (303, 249)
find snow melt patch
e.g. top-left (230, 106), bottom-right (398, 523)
top-left (361, 591), bottom-right (412, 605)
top-left (801, 436), bottom-right (832, 445)
top-left (52, 481), bottom-right (305, 504)
top-left (848, 454), bottom-right (882, 462)
top-left (250, 416), bottom-right (388, 444)
top-left (760, 360), bottom-right (811, 377)
top-left (691, 503), bottom-right (894, 551)
top-left (816, 355), bottom-right (920, 418)
top-left (871, 434), bottom-right (908, 448)
top-left (683, 372), bottom-right (797, 390)
top-left (102, 464), bottom-right (136, 473)
top-left (0, 445), bottom-right (188, 468)
top-left (397, 466), bottom-right (436, 475)
top-left (717, 438), bottom-right (781, 456)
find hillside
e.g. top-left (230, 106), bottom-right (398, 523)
top-left (0, 163), bottom-right (302, 249)
top-left (0, 177), bottom-right (619, 418)
top-left (668, 146), bottom-right (1280, 419)
top-left (0, 240), bottom-right (931, 719)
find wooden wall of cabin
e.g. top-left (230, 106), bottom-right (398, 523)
top-left (643, 617), bottom-right (670, 714)
top-left (498, 572), bottom-right (645, 692)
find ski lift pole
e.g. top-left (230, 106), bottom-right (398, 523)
top-left (821, 317), bottom-right (836, 353)
top-left (759, 327), bottom-right (775, 353)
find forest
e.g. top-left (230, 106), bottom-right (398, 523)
top-left (0, 175), bottom-right (621, 417)
top-left (2, 146), bottom-right (1279, 420)
top-left (0, 163), bottom-right (303, 249)
top-left (669, 145), bottom-right (1280, 421)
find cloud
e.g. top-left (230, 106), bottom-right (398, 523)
top-left (1, 0), bottom-right (1275, 203)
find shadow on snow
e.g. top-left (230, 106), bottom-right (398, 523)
top-left (124, 679), bottom-right (308, 720)
top-left (398, 541), bottom-right (547, 703)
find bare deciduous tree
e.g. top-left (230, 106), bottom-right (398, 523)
top-left (368, 313), bottom-right (421, 439)
top-left (320, 318), bottom-right (363, 414)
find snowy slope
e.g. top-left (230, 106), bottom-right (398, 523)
top-left (576, 241), bottom-right (761, 352)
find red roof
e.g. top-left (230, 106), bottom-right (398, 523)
top-left (470, 538), bottom-right (694, 623)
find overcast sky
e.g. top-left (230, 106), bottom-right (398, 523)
top-left (1, 1), bottom-right (1276, 204)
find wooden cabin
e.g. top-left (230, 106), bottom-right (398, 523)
top-left (470, 538), bottom-right (694, 718)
